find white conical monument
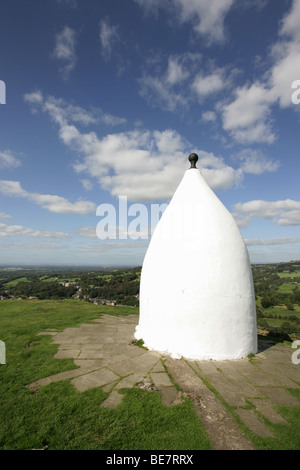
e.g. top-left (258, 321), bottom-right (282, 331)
top-left (135, 153), bottom-right (257, 360)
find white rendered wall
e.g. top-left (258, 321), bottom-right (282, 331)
top-left (135, 168), bottom-right (257, 360)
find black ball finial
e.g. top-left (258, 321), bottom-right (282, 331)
top-left (188, 153), bottom-right (198, 169)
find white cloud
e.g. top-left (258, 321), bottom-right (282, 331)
top-left (24, 92), bottom-right (255, 202)
top-left (227, 122), bottom-right (276, 145)
top-left (80, 179), bottom-right (93, 190)
top-left (135, 0), bottom-right (235, 44)
top-left (139, 73), bottom-right (188, 112)
top-left (29, 193), bottom-right (96, 214)
top-left (222, 83), bottom-right (275, 144)
top-left (224, 84), bottom-right (271, 129)
top-left (233, 199), bottom-right (300, 226)
top-left (4, 242), bottom-right (68, 250)
top-left (0, 212), bottom-right (11, 219)
top-left (53, 26), bottom-right (77, 80)
top-left (23, 90), bottom-right (43, 106)
top-left (44, 97), bottom-right (98, 127)
top-left (270, 40), bottom-right (300, 108)
top-left (133, 0), bottom-right (162, 14)
top-left (99, 17), bottom-right (119, 60)
top-left (0, 150), bottom-right (21, 169)
top-left (245, 237), bottom-right (300, 246)
top-left (234, 149), bottom-right (280, 175)
top-left (202, 111), bottom-right (217, 122)
top-left (276, 210), bottom-right (300, 226)
top-left (173, 0), bottom-right (234, 43)
top-left (76, 225), bottom-right (150, 240)
top-left (241, 0), bottom-right (269, 10)
top-left (71, 129), bottom-right (243, 200)
top-left (139, 52), bottom-right (202, 112)
top-left (192, 72), bottom-right (224, 98)
top-left (231, 212), bottom-right (251, 228)
top-left (166, 57), bottom-right (190, 85)
top-left (279, 0), bottom-right (300, 41)
top-left (197, 150), bottom-right (243, 189)
top-left (0, 180), bottom-right (28, 197)
top-left (0, 223), bottom-right (70, 239)
top-left (0, 180), bottom-right (96, 215)
top-left (270, 0), bottom-right (300, 107)
top-left (24, 91), bottom-right (126, 128)
top-left (75, 240), bottom-right (149, 254)
top-left (76, 226), bottom-right (98, 238)
top-left (221, 0), bottom-right (300, 144)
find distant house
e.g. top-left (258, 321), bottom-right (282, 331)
top-left (92, 298), bottom-right (116, 306)
top-left (59, 281), bottom-right (80, 288)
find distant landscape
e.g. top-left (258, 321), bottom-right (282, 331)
top-left (1, 260), bottom-right (299, 341)
top-left (252, 261), bottom-right (300, 340)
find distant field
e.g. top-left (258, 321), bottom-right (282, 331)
top-left (278, 283), bottom-right (297, 293)
top-left (262, 317), bottom-right (297, 328)
top-left (98, 274), bottom-right (112, 281)
top-left (266, 305), bottom-right (299, 315)
top-left (4, 277), bottom-right (30, 287)
top-left (277, 270), bottom-right (300, 279)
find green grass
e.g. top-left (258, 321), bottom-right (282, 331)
top-left (267, 305), bottom-right (300, 316)
top-left (97, 274), bottom-right (113, 282)
top-left (0, 299), bottom-right (212, 450)
top-left (4, 277), bottom-right (30, 286)
top-left (242, 388), bottom-right (300, 450)
top-left (264, 318), bottom-right (290, 328)
top-left (277, 270), bottom-right (300, 279)
top-left (277, 283), bottom-right (297, 293)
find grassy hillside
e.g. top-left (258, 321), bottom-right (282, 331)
top-left (0, 299), bottom-right (211, 450)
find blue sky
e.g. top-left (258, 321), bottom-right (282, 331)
top-left (0, 0), bottom-right (299, 266)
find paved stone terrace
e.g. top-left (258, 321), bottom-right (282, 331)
top-left (27, 313), bottom-right (300, 450)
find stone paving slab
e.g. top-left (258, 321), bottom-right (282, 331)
top-left (280, 365), bottom-right (300, 383)
top-left (54, 348), bottom-right (82, 359)
top-left (235, 409), bottom-right (275, 437)
top-left (241, 371), bottom-right (281, 387)
top-left (27, 313), bottom-right (300, 450)
top-left (254, 363), bottom-right (299, 388)
top-left (258, 386), bottom-right (300, 406)
top-left (73, 359), bottom-right (107, 371)
top-left (205, 374), bottom-right (248, 407)
top-left (77, 349), bottom-right (106, 359)
top-left (114, 373), bottom-right (145, 390)
top-left (101, 390), bottom-right (124, 408)
top-left (71, 368), bottom-right (119, 392)
top-left (248, 398), bottom-right (287, 424)
top-left (151, 371), bottom-right (173, 388)
top-left (159, 386), bottom-right (181, 407)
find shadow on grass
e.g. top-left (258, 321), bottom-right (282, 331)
top-left (257, 332), bottom-right (292, 354)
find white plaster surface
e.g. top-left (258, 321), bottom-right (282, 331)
top-left (135, 168), bottom-right (257, 360)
